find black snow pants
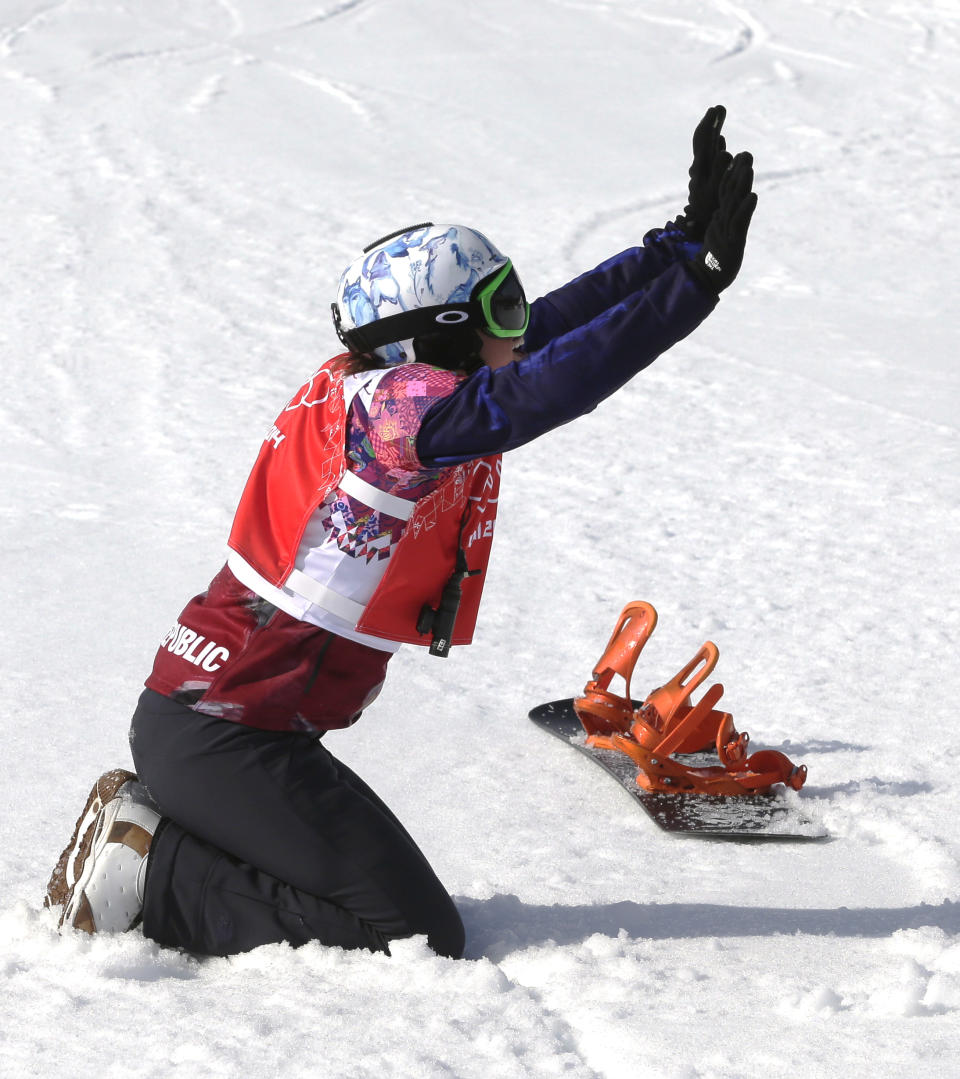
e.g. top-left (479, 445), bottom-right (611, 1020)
top-left (129, 689), bottom-right (464, 958)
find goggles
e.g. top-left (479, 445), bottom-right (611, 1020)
top-left (333, 261), bottom-right (530, 354)
top-left (473, 261), bottom-right (530, 338)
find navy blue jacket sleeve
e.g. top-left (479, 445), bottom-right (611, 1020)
top-left (416, 257), bottom-right (717, 467)
top-left (523, 223), bottom-right (702, 350)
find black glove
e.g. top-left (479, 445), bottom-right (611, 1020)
top-left (689, 152), bottom-right (758, 295)
top-left (681, 105), bottom-right (733, 241)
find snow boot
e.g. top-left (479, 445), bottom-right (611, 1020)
top-left (45, 769), bottom-right (161, 934)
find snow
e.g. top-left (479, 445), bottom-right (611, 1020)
top-left (1, 0), bottom-right (959, 1075)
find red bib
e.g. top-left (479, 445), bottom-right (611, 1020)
top-left (228, 357), bottom-right (500, 648)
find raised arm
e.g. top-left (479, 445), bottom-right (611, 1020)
top-left (524, 225), bottom-right (702, 350)
top-left (416, 260), bottom-right (717, 466)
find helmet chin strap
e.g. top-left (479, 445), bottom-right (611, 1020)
top-left (456, 354), bottom-right (485, 375)
top-left (410, 326), bottom-right (485, 374)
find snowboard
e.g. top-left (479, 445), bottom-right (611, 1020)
top-left (529, 699), bottom-right (827, 841)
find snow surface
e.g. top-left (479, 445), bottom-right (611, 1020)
top-left (2, 0), bottom-right (959, 1075)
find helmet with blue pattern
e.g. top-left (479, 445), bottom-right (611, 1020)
top-left (331, 222), bottom-right (529, 366)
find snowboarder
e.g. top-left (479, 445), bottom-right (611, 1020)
top-left (46, 107), bottom-right (757, 958)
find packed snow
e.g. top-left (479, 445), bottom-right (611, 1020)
top-left (2, 0), bottom-right (959, 1075)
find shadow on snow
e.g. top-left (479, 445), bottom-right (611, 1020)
top-left (459, 894), bottom-right (960, 961)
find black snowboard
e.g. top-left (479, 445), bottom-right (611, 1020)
top-left (529, 699), bottom-right (826, 841)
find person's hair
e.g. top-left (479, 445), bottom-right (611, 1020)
top-left (334, 325), bottom-right (485, 376)
top-left (333, 351), bottom-right (387, 376)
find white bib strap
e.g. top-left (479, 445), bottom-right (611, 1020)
top-left (284, 568), bottom-right (367, 625)
top-left (338, 470), bottom-right (416, 522)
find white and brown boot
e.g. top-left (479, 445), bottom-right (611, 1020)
top-left (45, 769), bottom-right (161, 934)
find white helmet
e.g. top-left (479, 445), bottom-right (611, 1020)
top-left (331, 222), bottom-right (529, 365)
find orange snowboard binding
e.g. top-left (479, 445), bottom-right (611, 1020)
top-left (573, 602), bottom-right (806, 796)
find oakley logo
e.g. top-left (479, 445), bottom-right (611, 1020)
top-left (435, 310), bottom-right (469, 325)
